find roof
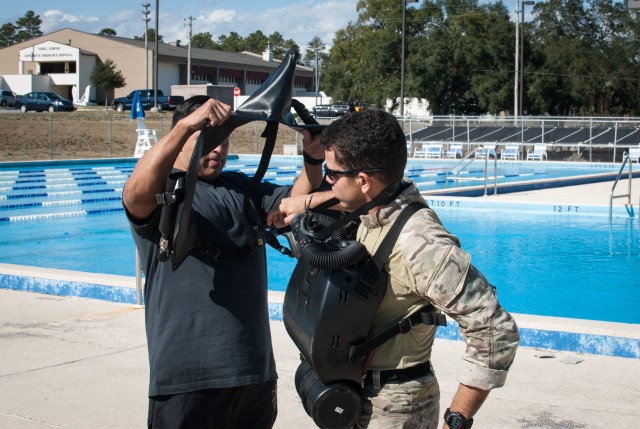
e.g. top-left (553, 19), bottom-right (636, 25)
top-left (99, 32), bottom-right (313, 73)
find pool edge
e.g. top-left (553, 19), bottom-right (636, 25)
top-left (1, 263), bottom-right (638, 359)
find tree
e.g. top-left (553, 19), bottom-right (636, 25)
top-left (245, 30), bottom-right (268, 53)
top-left (191, 32), bottom-right (217, 49)
top-left (322, 0), bottom-right (408, 109)
top-left (304, 37), bottom-right (327, 65)
top-left (98, 28), bottom-right (117, 37)
top-left (134, 28), bottom-right (162, 43)
top-left (0, 23), bottom-right (16, 48)
top-left (90, 59), bottom-right (126, 108)
top-left (528, 0), bottom-right (640, 116)
top-left (14, 10), bottom-right (42, 43)
top-left (408, 0), bottom-right (513, 115)
top-left (216, 32), bottom-right (244, 52)
top-left (281, 39), bottom-right (300, 57)
top-left (322, 0), bottom-right (515, 114)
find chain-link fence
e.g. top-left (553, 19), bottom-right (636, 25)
top-left (0, 110), bottom-right (302, 162)
top-left (1, 111), bottom-right (638, 163)
top-left (398, 116), bottom-right (640, 163)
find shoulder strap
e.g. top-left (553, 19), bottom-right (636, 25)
top-left (348, 305), bottom-right (447, 361)
top-left (352, 202), bottom-right (424, 302)
top-left (241, 121), bottom-right (294, 257)
top-left (348, 202), bottom-right (447, 361)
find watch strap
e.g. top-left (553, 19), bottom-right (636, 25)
top-left (444, 408), bottom-right (473, 429)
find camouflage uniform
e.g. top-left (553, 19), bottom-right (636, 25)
top-left (355, 182), bottom-right (520, 428)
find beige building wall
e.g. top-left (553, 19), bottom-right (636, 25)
top-left (0, 28), bottom-right (167, 103)
top-left (0, 28), bottom-right (315, 105)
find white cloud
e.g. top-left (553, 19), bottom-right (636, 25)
top-left (196, 9), bottom-right (237, 26)
top-left (184, 0), bottom-right (357, 49)
top-left (43, 9), bottom-right (99, 24)
top-left (36, 1), bottom-right (358, 49)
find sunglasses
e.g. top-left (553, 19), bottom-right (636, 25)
top-left (323, 166), bottom-right (384, 181)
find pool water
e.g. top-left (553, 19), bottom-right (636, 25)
top-left (1, 206), bottom-right (638, 324)
top-left (1, 158), bottom-right (638, 324)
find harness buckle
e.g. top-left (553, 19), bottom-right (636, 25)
top-left (398, 318), bottom-right (412, 334)
top-left (205, 247), bottom-right (222, 261)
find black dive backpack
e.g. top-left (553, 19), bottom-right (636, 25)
top-left (283, 198), bottom-right (446, 429)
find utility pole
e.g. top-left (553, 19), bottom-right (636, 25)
top-left (514, 0), bottom-right (519, 124)
top-left (185, 16), bottom-right (195, 85)
top-left (142, 3), bottom-right (150, 93)
top-left (520, 1), bottom-right (534, 119)
top-left (315, 47), bottom-right (319, 107)
top-left (153, 0), bottom-right (159, 110)
top-left (400, 0), bottom-right (418, 117)
top-left (515, 0), bottom-right (534, 122)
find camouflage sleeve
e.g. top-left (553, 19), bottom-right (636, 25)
top-left (400, 210), bottom-right (520, 390)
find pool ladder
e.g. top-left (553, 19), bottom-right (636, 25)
top-left (445, 148), bottom-right (498, 196)
top-left (609, 151), bottom-right (635, 222)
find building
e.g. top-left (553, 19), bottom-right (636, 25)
top-left (0, 28), bottom-right (316, 105)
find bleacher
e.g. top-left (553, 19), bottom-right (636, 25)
top-left (404, 117), bottom-right (640, 162)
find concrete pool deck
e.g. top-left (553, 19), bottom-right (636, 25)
top-left (0, 179), bottom-right (639, 428)
top-left (1, 288), bottom-right (639, 429)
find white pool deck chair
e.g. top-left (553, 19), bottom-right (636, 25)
top-left (414, 143), bottom-right (443, 159)
top-left (527, 143), bottom-right (548, 161)
top-left (444, 144), bottom-right (463, 159)
top-left (134, 121), bottom-right (157, 158)
top-left (628, 146), bottom-right (640, 163)
top-left (500, 144), bottom-right (519, 161)
top-left (475, 144), bottom-right (496, 159)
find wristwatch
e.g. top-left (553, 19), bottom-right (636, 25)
top-left (444, 408), bottom-right (473, 429)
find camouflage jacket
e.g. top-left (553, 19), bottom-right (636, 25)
top-left (356, 182), bottom-right (520, 390)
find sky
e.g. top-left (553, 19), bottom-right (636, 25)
top-left (0, 1), bottom-right (359, 50)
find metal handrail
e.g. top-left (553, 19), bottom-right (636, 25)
top-left (609, 152), bottom-right (633, 222)
top-left (445, 148), bottom-right (498, 196)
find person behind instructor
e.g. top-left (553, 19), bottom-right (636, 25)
top-left (273, 109), bottom-right (520, 429)
top-left (122, 95), bottom-right (325, 429)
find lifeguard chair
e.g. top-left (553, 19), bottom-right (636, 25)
top-left (134, 121), bottom-right (157, 158)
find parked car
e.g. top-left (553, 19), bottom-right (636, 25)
top-left (0, 90), bottom-right (19, 108)
top-left (331, 103), bottom-right (350, 116)
top-left (311, 103), bottom-right (350, 118)
top-left (16, 92), bottom-right (75, 113)
top-left (111, 89), bottom-right (184, 112)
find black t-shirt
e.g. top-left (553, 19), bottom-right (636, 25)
top-left (128, 171), bottom-right (290, 396)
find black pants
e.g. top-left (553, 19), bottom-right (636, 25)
top-left (147, 380), bottom-right (277, 429)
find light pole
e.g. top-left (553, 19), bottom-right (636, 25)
top-left (315, 47), bottom-right (319, 107)
top-left (153, 0), bottom-right (159, 110)
top-left (519, 1), bottom-right (534, 118)
top-left (514, 0), bottom-right (534, 122)
top-left (142, 3), bottom-right (150, 93)
top-left (400, 0), bottom-right (418, 117)
top-left (185, 16), bottom-right (195, 85)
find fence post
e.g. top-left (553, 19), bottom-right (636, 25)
top-left (109, 115), bottom-right (113, 158)
top-left (613, 121), bottom-right (618, 163)
top-left (49, 114), bottom-right (53, 160)
top-left (589, 117), bottom-right (593, 162)
top-left (255, 121), bottom-right (259, 152)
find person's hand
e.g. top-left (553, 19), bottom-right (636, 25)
top-left (301, 129), bottom-right (324, 161)
top-left (182, 98), bottom-right (232, 132)
top-left (267, 194), bottom-right (314, 228)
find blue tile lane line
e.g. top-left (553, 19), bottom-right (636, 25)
top-left (1, 273), bottom-right (638, 360)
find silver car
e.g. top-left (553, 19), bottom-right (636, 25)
top-left (0, 90), bottom-right (19, 108)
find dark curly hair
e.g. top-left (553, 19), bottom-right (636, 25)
top-left (171, 95), bottom-right (212, 129)
top-left (320, 109), bottom-right (407, 184)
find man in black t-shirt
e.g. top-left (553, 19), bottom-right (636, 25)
top-left (123, 96), bottom-right (325, 428)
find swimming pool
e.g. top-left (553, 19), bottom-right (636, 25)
top-left (1, 157), bottom-right (638, 324)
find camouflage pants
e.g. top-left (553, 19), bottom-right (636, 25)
top-left (356, 368), bottom-right (440, 429)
